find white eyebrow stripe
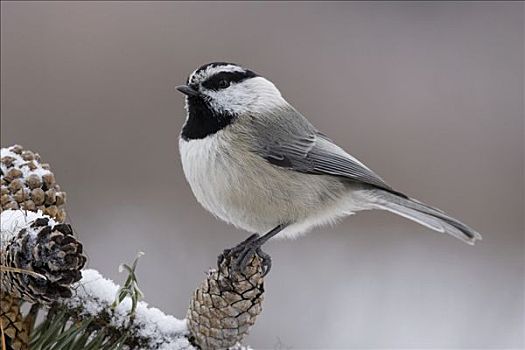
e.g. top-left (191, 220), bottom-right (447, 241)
top-left (190, 64), bottom-right (246, 84)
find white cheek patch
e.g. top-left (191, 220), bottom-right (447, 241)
top-left (204, 77), bottom-right (287, 115)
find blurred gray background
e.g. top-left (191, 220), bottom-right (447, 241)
top-left (1, 1), bottom-right (523, 349)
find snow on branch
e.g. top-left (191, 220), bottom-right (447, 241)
top-left (63, 268), bottom-right (192, 350)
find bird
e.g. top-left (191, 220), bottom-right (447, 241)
top-left (176, 62), bottom-right (481, 274)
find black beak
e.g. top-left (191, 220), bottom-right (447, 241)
top-left (176, 85), bottom-right (200, 97)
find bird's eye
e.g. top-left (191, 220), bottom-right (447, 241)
top-left (218, 79), bottom-right (230, 89)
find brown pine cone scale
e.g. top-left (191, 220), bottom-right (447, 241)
top-left (187, 254), bottom-right (265, 349)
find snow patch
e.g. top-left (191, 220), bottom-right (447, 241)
top-left (67, 269), bottom-right (191, 349)
top-left (0, 209), bottom-right (55, 247)
top-left (1, 146), bottom-right (51, 179)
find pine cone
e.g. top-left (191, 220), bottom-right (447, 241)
top-left (1, 216), bottom-right (86, 304)
top-left (0, 295), bottom-right (30, 350)
top-left (1, 145), bottom-right (66, 222)
top-left (187, 254), bottom-right (264, 349)
top-left (0, 145), bottom-right (79, 350)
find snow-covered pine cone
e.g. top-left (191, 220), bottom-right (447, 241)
top-left (1, 212), bottom-right (87, 304)
top-left (1, 145), bottom-right (83, 350)
top-left (187, 254), bottom-right (264, 349)
top-left (1, 145), bottom-right (84, 303)
top-left (1, 144), bottom-right (67, 222)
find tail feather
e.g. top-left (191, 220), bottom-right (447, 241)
top-left (362, 189), bottom-right (482, 245)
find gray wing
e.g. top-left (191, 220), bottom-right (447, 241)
top-left (250, 106), bottom-right (405, 196)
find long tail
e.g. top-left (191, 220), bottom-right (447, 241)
top-left (360, 189), bottom-right (482, 245)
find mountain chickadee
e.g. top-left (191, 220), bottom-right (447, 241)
top-left (176, 62), bottom-right (481, 274)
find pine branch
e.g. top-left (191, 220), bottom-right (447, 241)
top-left (1, 145), bottom-right (261, 350)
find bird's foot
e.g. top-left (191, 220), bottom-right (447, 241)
top-left (217, 233), bottom-right (272, 277)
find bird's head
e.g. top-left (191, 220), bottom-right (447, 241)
top-left (177, 62), bottom-right (286, 139)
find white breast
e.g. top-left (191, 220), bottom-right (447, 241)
top-left (180, 132), bottom-right (294, 233)
top-left (179, 135), bottom-right (232, 223)
top-left (179, 132), bottom-right (369, 239)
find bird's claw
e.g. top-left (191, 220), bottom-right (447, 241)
top-left (217, 233), bottom-right (272, 277)
top-left (217, 233), bottom-right (259, 267)
top-left (255, 247), bottom-right (272, 277)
